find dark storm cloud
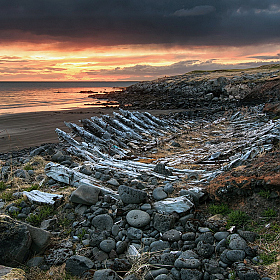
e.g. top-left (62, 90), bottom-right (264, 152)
top-left (1, 0), bottom-right (280, 46)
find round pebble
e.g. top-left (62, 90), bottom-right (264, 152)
top-left (126, 210), bottom-right (151, 228)
top-left (100, 239), bottom-right (116, 253)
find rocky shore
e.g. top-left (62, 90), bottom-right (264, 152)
top-left (1, 65), bottom-right (280, 280)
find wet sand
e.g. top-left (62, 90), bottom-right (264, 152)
top-left (0, 107), bottom-right (181, 153)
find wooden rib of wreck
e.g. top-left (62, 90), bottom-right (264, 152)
top-left (47, 107), bottom-right (280, 194)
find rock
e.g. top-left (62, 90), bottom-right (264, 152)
top-left (180, 268), bottom-right (203, 280)
top-left (92, 214), bottom-right (114, 231)
top-left (226, 250), bottom-right (246, 262)
top-left (80, 165), bottom-right (93, 176)
top-left (214, 231), bottom-right (229, 241)
top-left (0, 215), bottom-right (31, 267)
top-left (154, 275), bottom-right (173, 280)
top-left (118, 185), bottom-right (147, 204)
top-left (30, 146), bottom-right (45, 157)
top-left (153, 163), bottom-right (173, 176)
top-left (237, 230), bottom-right (257, 242)
top-left (65, 255), bottom-right (94, 276)
top-left (153, 187), bottom-right (168, 200)
top-left (14, 169), bottom-right (30, 180)
top-left (40, 218), bottom-right (57, 230)
top-left (26, 223), bottom-right (52, 254)
top-left (26, 256), bottom-right (44, 267)
top-left (196, 241), bottom-right (215, 258)
top-left (153, 196), bottom-right (194, 214)
top-left (144, 268), bottom-right (169, 280)
top-left (162, 229), bottom-right (182, 242)
top-left (107, 178), bottom-right (120, 187)
top-left (127, 227), bottom-right (143, 240)
top-left (174, 258), bottom-right (201, 269)
top-left (153, 213), bottom-right (175, 232)
top-left (70, 184), bottom-right (100, 205)
top-left (163, 183), bottom-right (174, 194)
top-left (100, 239), bottom-right (116, 253)
top-left (52, 151), bottom-right (66, 163)
top-left (126, 210), bottom-right (151, 228)
top-left (228, 234), bottom-right (247, 250)
top-left (93, 269), bottom-right (121, 280)
top-left (195, 232), bottom-right (215, 245)
top-left (150, 240), bottom-right (170, 252)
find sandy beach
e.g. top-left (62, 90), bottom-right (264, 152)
top-left (0, 108), bottom-right (117, 153)
top-left (0, 107), bottom-right (182, 153)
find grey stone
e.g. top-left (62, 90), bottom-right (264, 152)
top-left (118, 185), bottom-right (147, 204)
top-left (160, 253), bottom-right (176, 265)
top-left (162, 229), bottom-right (182, 242)
top-left (92, 247), bottom-right (109, 262)
top-left (174, 258), bottom-right (201, 269)
top-left (93, 269), bottom-right (121, 280)
top-left (0, 215), bottom-right (31, 267)
top-left (228, 234), bottom-right (247, 250)
top-left (179, 250), bottom-right (199, 259)
top-left (30, 146), bottom-right (45, 157)
top-left (107, 178), bottom-right (120, 187)
top-left (80, 165), bottom-right (93, 176)
top-left (92, 214), bottom-right (113, 231)
top-left (89, 232), bottom-right (107, 247)
top-left (14, 169), bottom-right (30, 180)
top-left (153, 213), bottom-right (175, 233)
top-left (195, 232), bottom-right (215, 245)
top-left (142, 237), bottom-right (156, 246)
top-left (164, 183), bottom-right (174, 194)
top-left (196, 241), bottom-right (214, 258)
top-left (123, 274), bottom-right (138, 280)
top-left (141, 203), bottom-right (152, 211)
top-left (154, 275), bottom-right (173, 280)
top-left (116, 241), bottom-right (128, 254)
top-left (65, 255), bottom-right (94, 276)
top-left (182, 232), bottom-right (195, 241)
top-left (8, 206), bottom-right (20, 214)
top-left (144, 268), bottom-right (169, 280)
top-left (226, 250), bottom-right (246, 262)
top-left (70, 184), bottom-right (100, 205)
top-left (52, 151), bottom-right (67, 163)
top-left (26, 256), bottom-right (44, 267)
top-left (237, 230), bottom-right (257, 242)
top-left (153, 163), bottom-right (172, 176)
top-left (100, 239), bottom-right (116, 253)
top-left (126, 210), bottom-right (151, 228)
top-left (127, 227), bottom-right (143, 240)
top-left (180, 268), bottom-right (203, 280)
top-left (153, 187), bottom-right (168, 200)
top-left (150, 240), bottom-right (170, 252)
top-left (153, 196), bottom-right (194, 214)
top-left (26, 223), bottom-right (52, 254)
top-left (171, 268), bottom-right (180, 280)
top-left (214, 231), bottom-right (229, 241)
top-left (112, 224), bottom-right (120, 236)
top-left (40, 218), bottom-right (57, 230)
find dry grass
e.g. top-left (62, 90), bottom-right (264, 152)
top-left (26, 264), bottom-right (80, 280)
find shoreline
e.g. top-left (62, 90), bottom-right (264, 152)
top-left (0, 107), bottom-right (185, 154)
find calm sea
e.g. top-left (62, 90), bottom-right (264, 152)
top-left (0, 81), bottom-right (136, 115)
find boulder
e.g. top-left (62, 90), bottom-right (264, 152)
top-left (65, 255), bottom-right (94, 276)
top-left (70, 184), bottom-right (100, 205)
top-left (0, 215), bottom-right (32, 267)
top-left (118, 185), bottom-right (147, 204)
top-left (126, 210), bottom-right (151, 228)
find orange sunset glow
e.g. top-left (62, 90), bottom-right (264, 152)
top-left (0, 1), bottom-right (280, 81)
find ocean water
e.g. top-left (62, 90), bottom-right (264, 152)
top-left (0, 81), bottom-right (136, 115)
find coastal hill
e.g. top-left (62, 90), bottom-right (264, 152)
top-left (98, 64), bottom-right (280, 112)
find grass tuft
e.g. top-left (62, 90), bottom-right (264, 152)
top-left (226, 210), bottom-right (250, 228)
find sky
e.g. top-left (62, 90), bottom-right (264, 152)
top-left (0, 0), bottom-right (280, 81)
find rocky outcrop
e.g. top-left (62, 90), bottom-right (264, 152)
top-left (92, 67), bottom-right (280, 110)
top-left (0, 215), bottom-right (51, 267)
